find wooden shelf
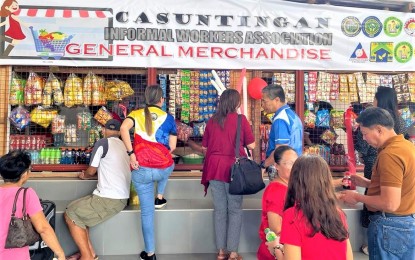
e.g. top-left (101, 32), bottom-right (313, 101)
top-left (32, 164), bottom-right (88, 172)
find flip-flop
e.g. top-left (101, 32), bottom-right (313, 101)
top-left (66, 252), bottom-right (81, 260)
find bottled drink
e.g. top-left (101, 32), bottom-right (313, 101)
top-left (74, 148), bottom-right (81, 164)
top-left (66, 149), bottom-right (74, 164)
top-left (54, 148), bottom-right (61, 164)
top-left (80, 149), bottom-right (86, 164)
top-left (342, 172), bottom-right (351, 189)
top-left (85, 150), bottom-right (91, 165)
top-left (60, 149), bottom-right (66, 164)
top-left (264, 228), bottom-right (277, 242)
top-left (40, 148), bottom-right (46, 164)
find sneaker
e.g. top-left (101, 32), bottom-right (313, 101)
top-left (140, 251), bottom-right (157, 260)
top-left (155, 198), bottom-right (167, 209)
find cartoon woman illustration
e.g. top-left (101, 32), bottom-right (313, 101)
top-left (0, 0), bottom-right (27, 57)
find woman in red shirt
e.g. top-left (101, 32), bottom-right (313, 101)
top-left (257, 145), bottom-right (298, 260)
top-left (273, 155), bottom-right (353, 260)
top-left (202, 89), bottom-right (255, 260)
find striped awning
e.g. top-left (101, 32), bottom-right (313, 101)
top-left (15, 8), bottom-right (111, 18)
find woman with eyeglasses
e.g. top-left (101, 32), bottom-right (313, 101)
top-left (0, 150), bottom-right (65, 260)
top-left (257, 145), bottom-right (298, 260)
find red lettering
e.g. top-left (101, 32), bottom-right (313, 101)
top-left (116, 45), bottom-right (129, 55)
top-left (146, 45), bottom-right (159, 56)
top-left (211, 47), bottom-right (223, 58)
top-left (224, 48), bottom-right (237, 58)
top-left (161, 46), bottom-right (173, 57)
top-left (306, 49), bottom-right (318, 59)
top-left (131, 45), bottom-right (144, 55)
top-left (178, 46), bottom-right (193, 57)
top-left (65, 43), bottom-right (80, 54)
top-left (84, 44), bottom-right (96, 55)
top-left (196, 47), bottom-right (208, 57)
top-left (320, 49), bottom-right (331, 60)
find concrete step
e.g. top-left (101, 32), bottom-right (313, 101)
top-left (22, 178), bottom-right (366, 256)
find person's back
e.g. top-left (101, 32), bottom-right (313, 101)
top-left (93, 136), bottom-right (130, 199)
top-left (281, 208), bottom-right (348, 260)
top-left (272, 106), bottom-right (303, 156)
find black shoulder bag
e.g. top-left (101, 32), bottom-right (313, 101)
top-left (229, 115), bottom-right (265, 195)
top-left (5, 187), bottom-right (41, 248)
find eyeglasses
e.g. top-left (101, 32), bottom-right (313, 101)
top-left (279, 161), bottom-right (295, 167)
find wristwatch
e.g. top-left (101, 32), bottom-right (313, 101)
top-left (127, 150), bottom-right (134, 156)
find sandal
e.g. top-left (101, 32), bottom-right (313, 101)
top-left (217, 252), bottom-right (229, 260)
top-left (66, 252), bottom-right (81, 260)
top-left (228, 254), bottom-right (242, 260)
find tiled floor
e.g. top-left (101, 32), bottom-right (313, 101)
top-left (97, 251), bottom-right (369, 259)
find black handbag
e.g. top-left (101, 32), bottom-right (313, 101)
top-left (229, 115), bottom-right (265, 195)
top-left (5, 187), bottom-right (41, 248)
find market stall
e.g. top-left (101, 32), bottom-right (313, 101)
top-left (0, 0), bottom-right (414, 178)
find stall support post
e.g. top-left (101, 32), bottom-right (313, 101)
top-left (0, 66), bottom-right (11, 155)
top-left (295, 70), bottom-right (305, 122)
top-left (147, 68), bottom-right (157, 85)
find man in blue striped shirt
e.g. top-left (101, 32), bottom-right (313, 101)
top-left (261, 84), bottom-right (303, 168)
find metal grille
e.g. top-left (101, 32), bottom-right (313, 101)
top-left (7, 65), bottom-right (147, 165)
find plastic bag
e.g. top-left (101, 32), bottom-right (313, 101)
top-left (104, 80), bottom-right (134, 101)
top-left (64, 73), bottom-right (83, 107)
top-left (30, 107), bottom-right (58, 128)
top-left (9, 72), bottom-right (25, 105)
top-left (25, 72), bottom-right (44, 106)
top-left (9, 106), bottom-right (30, 131)
top-left (93, 106), bottom-right (113, 125)
top-left (51, 115), bottom-right (65, 134)
top-left (176, 121), bottom-right (193, 141)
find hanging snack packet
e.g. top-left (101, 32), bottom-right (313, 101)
top-left (77, 111), bottom-right (92, 130)
top-left (64, 73), bottom-right (83, 107)
top-left (51, 115), bottom-right (66, 134)
top-left (30, 107), bottom-right (58, 128)
top-left (304, 110), bottom-right (316, 128)
top-left (93, 106), bottom-right (113, 125)
top-left (25, 72), bottom-right (44, 106)
top-left (45, 73), bottom-right (64, 106)
top-left (9, 72), bottom-right (24, 105)
top-left (9, 106), bottom-right (30, 131)
top-left (330, 110), bottom-right (345, 128)
top-left (320, 129), bottom-right (337, 145)
top-left (92, 76), bottom-right (106, 106)
top-left (316, 109), bottom-right (330, 128)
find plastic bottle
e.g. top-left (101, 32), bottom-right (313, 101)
top-left (342, 172), bottom-right (351, 190)
top-left (80, 149), bottom-right (86, 164)
top-left (74, 148), bottom-right (81, 164)
top-left (66, 149), bottom-right (74, 164)
top-left (85, 150), bottom-right (91, 165)
top-left (264, 228), bottom-right (278, 242)
top-left (60, 148), bottom-right (66, 164)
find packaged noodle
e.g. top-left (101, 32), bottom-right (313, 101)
top-left (64, 73), bottom-right (83, 107)
top-left (104, 80), bottom-right (134, 101)
top-left (25, 72), bottom-right (44, 106)
top-left (9, 72), bottom-right (24, 105)
top-left (30, 107), bottom-right (58, 128)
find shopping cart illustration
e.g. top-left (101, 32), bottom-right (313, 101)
top-left (29, 26), bottom-right (74, 60)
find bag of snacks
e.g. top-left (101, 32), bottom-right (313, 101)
top-left (304, 110), bottom-right (316, 128)
top-left (9, 106), bottom-right (30, 131)
top-left (45, 73), bottom-right (64, 106)
top-left (104, 80), bottom-right (134, 101)
top-left (77, 112), bottom-right (92, 130)
top-left (330, 110), bottom-right (344, 128)
top-left (51, 115), bottom-right (65, 134)
top-left (9, 72), bottom-right (24, 105)
top-left (83, 72), bottom-right (105, 106)
top-left (176, 120), bottom-right (193, 141)
top-left (25, 72), bottom-right (44, 106)
top-left (320, 129), bottom-right (337, 145)
top-left (93, 106), bottom-right (113, 125)
top-left (30, 107), bottom-right (58, 128)
top-left (64, 73), bottom-right (83, 107)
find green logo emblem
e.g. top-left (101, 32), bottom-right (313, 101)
top-left (394, 42), bottom-right (413, 63)
top-left (363, 16), bottom-right (382, 38)
top-left (384, 17), bottom-right (402, 37)
top-left (341, 16), bottom-right (361, 37)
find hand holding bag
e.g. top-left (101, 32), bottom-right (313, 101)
top-left (229, 115), bottom-right (265, 195)
top-left (5, 187), bottom-right (41, 248)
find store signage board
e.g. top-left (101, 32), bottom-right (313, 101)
top-left (0, 0), bottom-right (414, 71)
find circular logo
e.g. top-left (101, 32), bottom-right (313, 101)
top-left (384, 17), bottom-right (402, 37)
top-left (404, 18), bottom-right (415, 36)
top-left (394, 42), bottom-right (413, 63)
top-left (341, 16), bottom-right (361, 37)
top-left (362, 16), bottom-right (382, 38)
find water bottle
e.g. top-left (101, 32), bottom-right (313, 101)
top-left (80, 149), bottom-right (86, 164)
top-left (85, 151), bottom-right (91, 165)
top-left (74, 148), bottom-right (81, 164)
top-left (66, 149), bottom-right (74, 164)
top-left (264, 228), bottom-right (278, 242)
top-left (60, 149), bottom-right (67, 164)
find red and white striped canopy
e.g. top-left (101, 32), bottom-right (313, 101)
top-left (15, 8), bottom-right (110, 18)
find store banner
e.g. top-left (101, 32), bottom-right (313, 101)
top-left (0, 0), bottom-right (414, 70)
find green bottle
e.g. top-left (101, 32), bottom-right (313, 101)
top-left (264, 228), bottom-right (277, 242)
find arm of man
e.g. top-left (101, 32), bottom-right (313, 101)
top-left (355, 186), bottom-right (401, 212)
top-left (79, 166), bottom-right (98, 179)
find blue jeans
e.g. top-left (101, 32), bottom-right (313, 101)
top-left (131, 164), bottom-right (174, 253)
top-left (368, 213), bottom-right (415, 260)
